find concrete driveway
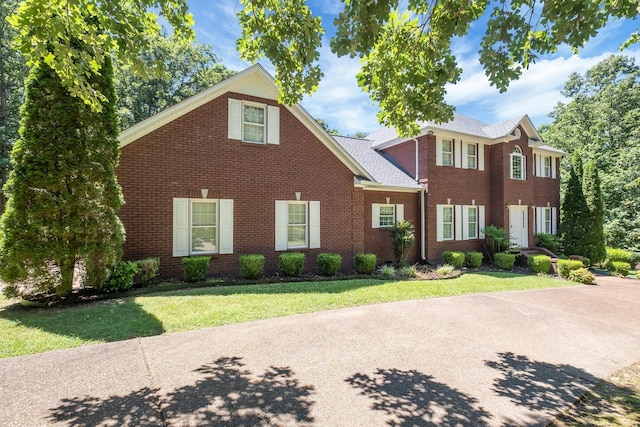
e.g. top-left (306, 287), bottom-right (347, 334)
top-left (1, 275), bottom-right (639, 426)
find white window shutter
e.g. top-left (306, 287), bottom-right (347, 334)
top-left (523, 156), bottom-right (527, 180)
top-left (309, 201), bottom-right (320, 249)
top-left (478, 144), bottom-right (484, 171)
top-left (436, 205), bottom-right (444, 242)
top-left (275, 200), bottom-right (288, 251)
top-left (173, 198), bottom-right (189, 257)
top-left (454, 140), bottom-right (462, 168)
top-left (479, 206), bottom-right (486, 238)
top-left (461, 143), bottom-right (468, 169)
top-left (455, 205), bottom-right (463, 240)
top-left (551, 157), bottom-right (557, 179)
top-left (228, 99), bottom-right (242, 140)
top-left (267, 105), bottom-right (280, 145)
top-left (534, 154), bottom-right (540, 177)
top-left (436, 140), bottom-right (443, 166)
top-left (535, 207), bottom-right (543, 234)
top-left (396, 204), bottom-right (404, 222)
top-left (219, 199), bottom-right (234, 254)
top-left (551, 207), bottom-right (558, 235)
top-left (372, 204), bottom-right (381, 228)
top-left (462, 205), bottom-right (470, 240)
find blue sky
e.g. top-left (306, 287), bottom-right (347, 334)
top-left (186, 1), bottom-right (640, 135)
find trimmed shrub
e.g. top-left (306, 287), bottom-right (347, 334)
top-left (606, 247), bottom-right (632, 264)
top-left (465, 251), bottom-right (483, 268)
top-left (239, 254), bottom-right (265, 279)
top-left (317, 253), bottom-right (342, 276)
top-left (528, 255), bottom-right (551, 274)
top-left (279, 252), bottom-right (305, 277)
top-left (436, 264), bottom-right (455, 275)
top-left (630, 252), bottom-right (640, 267)
top-left (182, 256), bottom-right (211, 282)
top-left (379, 265), bottom-right (395, 277)
top-left (569, 268), bottom-right (595, 285)
top-left (557, 259), bottom-right (584, 278)
top-left (581, 257), bottom-right (591, 268)
top-left (354, 253), bottom-right (377, 275)
top-left (98, 261), bottom-right (139, 293)
top-left (443, 251), bottom-right (465, 268)
top-left (133, 257), bottom-right (160, 287)
top-left (494, 253), bottom-right (516, 270)
top-left (399, 264), bottom-right (417, 278)
top-left (535, 233), bottom-right (561, 255)
top-left (607, 261), bottom-right (631, 276)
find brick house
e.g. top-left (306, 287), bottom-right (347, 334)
top-left (117, 64), bottom-right (562, 277)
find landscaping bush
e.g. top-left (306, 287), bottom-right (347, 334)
top-left (606, 247), bottom-right (633, 263)
top-left (389, 220), bottom-right (415, 265)
top-left (465, 251), bottom-right (483, 268)
top-left (443, 251), bottom-right (465, 268)
top-left (568, 268), bottom-right (595, 285)
top-left (399, 264), bottom-right (418, 278)
top-left (182, 256), bottom-right (211, 282)
top-left (97, 261), bottom-right (139, 293)
top-left (528, 255), bottom-right (552, 274)
top-left (581, 257), bottom-right (591, 268)
top-left (494, 253), bottom-right (516, 270)
top-left (378, 265), bottom-right (395, 277)
top-left (317, 253), bottom-right (342, 276)
top-left (279, 252), bottom-right (305, 277)
top-left (607, 261), bottom-right (631, 276)
top-left (485, 225), bottom-right (510, 255)
top-left (354, 253), bottom-right (377, 275)
top-left (630, 252), bottom-right (640, 267)
top-left (557, 259), bottom-right (584, 278)
top-left (535, 233), bottom-right (562, 255)
top-left (239, 254), bottom-right (265, 279)
top-left (436, 264), bottom-right (455, 275)
top-left (133, 257), bottom-right (160, 287)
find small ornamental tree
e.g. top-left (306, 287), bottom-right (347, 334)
top-left (560, 151), bottom-right (589, 256)
top-left (582, 161), bottom-right (606, 264)
top-left (0, 57), bottom-right (124, 297)
top-left (389, 220), bottom-right (415, 266)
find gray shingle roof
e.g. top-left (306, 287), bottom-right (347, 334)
top-left (332, 135), bottom-right (422, 190)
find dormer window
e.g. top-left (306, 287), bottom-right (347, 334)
top-left (510, 146), bottom-right (526, 180)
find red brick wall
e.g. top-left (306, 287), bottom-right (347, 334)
top-left (381, 135), bottom-right (429, 181)
top-left (117, 92), bottom-right (363, 277)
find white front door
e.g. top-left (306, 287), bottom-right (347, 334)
top-left (509, 206), bottom-right (528, 248)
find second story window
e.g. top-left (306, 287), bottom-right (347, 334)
top-left (243, 104), bottom-right (265, 144)
top-left (543, 156), bottom-right (551, 177)
top-left (467, 144), bottom-right (477, 169)
top-left (442, 139), bottom-right (453, 166)
top-left (510, 146), bottom-right (526, 180)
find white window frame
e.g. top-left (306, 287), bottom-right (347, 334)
top-left (543, 156), bottom-right (551, 178)
top-left (510, 146), bottom-right (526, 180)
top-left (287, 201), bottom-right (308, 249)
top-left (467, 143), bottom-right (477, 169)
top-left (543, 207), bottom-right (552, 234)
top-left (379, 205), bottom-right (396, 227)
top-left (372, 204), bottom-right (405, 228)
top-left (173, 198), bottom-right (234, 257)
top-left (442, 206), bottom-right (454, 241)
top-left (242, 102), bottom-right (266, 144)
top-left (442, 139), bottom-right (453, 166)
top-left (190, 200), bottom-right (218, 254)
top-left (228, 98), bottom-right (280, 144)
top-left (275, 200), bottom-right (320, 251)
top-left (467, 206), bottom-right (478, 239)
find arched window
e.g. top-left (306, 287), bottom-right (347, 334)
top-left (510, 146), bottom-right (526, 180)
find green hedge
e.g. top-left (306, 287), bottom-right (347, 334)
top-left (279, 252), bottom-right (305, 277)
top-left (494, 253), bottom-right (516, 270)
top-left (606, 247), bottom-right (632, 263)
top-left (557, 259), bottom-right (583, 278)
top-left (528, 255), bottom-right (551, 274)
top-left (465, 251), bottom-right (483, 268)
top-left (98, 261), bottom-right (139, 293)
top-left (133, 257), bottom-right (160, 287)
top-left (239, 254), bottom-right (265, 279)
top-left (607, 261), bottom-right (631, 276)
top-left (317, 253), bottom-right (342, 276)
top-left (182, 256), bottom-right (211, 282)
top-left (443, 251), bottom-right (465, 268)
top-left (354, 253), bottom-right (377, 275)
top-left (569, 268), bottom-right (595, 284)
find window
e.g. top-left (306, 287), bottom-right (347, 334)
top-left (243, 104), bottom-right (265, 143)
top-left (379, 205), bottom-right (396, 227)
top-left (467, 144), bottom-right (477, 169)
top-left (510, 146), bottom-right (526, 180)
top-left (544, 208), bottom-right (552, 234)
top-left (287, 202), bottom-right (307, 248)
top-left (543, 156), bottom-right (551, 178)
top-left (191, 200), bottom-right (217, 253)
top-left (372, 204), bottom-right (404, 228)
top-left (228, 98), bottom-right (280, 144)
top-left (442, 206), bottom-right (454, 240)
top-left (275, 200), bottom-right (320, 250)
top-left (173, 198), bottom-right (234, 257)
top-left (442, 139), bottom-right (453, 166)
top-left (467, 206), bottom-right (478, 239)
top-left (535, 206), bottom-right (557, 235)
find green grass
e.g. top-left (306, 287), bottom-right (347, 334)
top-left (0, 272), bottom-right (574, 359)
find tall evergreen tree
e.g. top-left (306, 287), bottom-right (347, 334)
top-left (0, 57), bottom-right (123, 298)
top-left (560, 151), bottom-right (589, 256)
top-left (582, 161), bottom-right (607, 264)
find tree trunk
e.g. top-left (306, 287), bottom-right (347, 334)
top-left (57, 258), bottom-right (76, 297)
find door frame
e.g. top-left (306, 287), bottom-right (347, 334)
top-left (508, 205), bottom-right (529, 248)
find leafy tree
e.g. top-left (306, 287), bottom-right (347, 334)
top-left (315, 118), bottom-right (337, 134)
top-left (115, 32), bottom-right (235, 129)
top-left (542, 55), bottom-right (640, 251)
top-left (560, 152), bottom-right (589, 257)
top-left (0, 58), bottom-right (124, 298)
top-left (8, 0), bottom-right (194, 111)
top-left (388, 220), bottom-right (415, 266)
top-left (582, 161), bottom-right (606, 264)
top-left (236, 0), bottom-right (639, 136)
top-left (0, 0), bottom-right (27, 211)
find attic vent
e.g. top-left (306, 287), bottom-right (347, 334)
top-left (513, 128), bottom-right (521, 138)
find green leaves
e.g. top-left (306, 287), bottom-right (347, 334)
top-left (8, 0), bottom-right (194, 112)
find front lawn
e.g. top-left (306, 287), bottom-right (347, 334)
top-left (0, 272), bottom-right (574, 359)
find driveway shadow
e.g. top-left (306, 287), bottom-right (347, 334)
top-left (48, 356), bottom-right (315, 426)
top-left (346, 368), bottom-right (492, 426)
top-left (484, 352), bottom-right (598, 412)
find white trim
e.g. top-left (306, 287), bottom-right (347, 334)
top-left (173, 198), bottom-right (189, 257)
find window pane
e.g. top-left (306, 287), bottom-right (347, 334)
top-left (288, 204), bottom-right (306, 225)
top-left (443, 224), bottom-right (453, 239)
top-left (288, 203), bottom-right (307, 247)
top-left (512, 155), bottom-right (522, 179)
top-left (443, 207), bottom-right (453, 223)
top-left (288, 225), bottom-right (306, 247)
top-left (442, 140), bottom-right (453, 166)
top-left (468, 207), bottom-right (477, 238)
top-left (379, 205), bottom-right (395, 227)
top-left (244, 123), bottom-right (264, 143)
top-left (192, 202), bottom-right (216, 226)
top-left (191, 201), bottom-right (217, 253)
top-left (244, 105), bottom-right (264, 124)
top-left (192, 227), bottom-right (216, 252)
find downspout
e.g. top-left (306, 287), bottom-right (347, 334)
top-left (413, 138), bottom-right (419, 180)
top-left (412, 137), bottom-right (427, 262)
